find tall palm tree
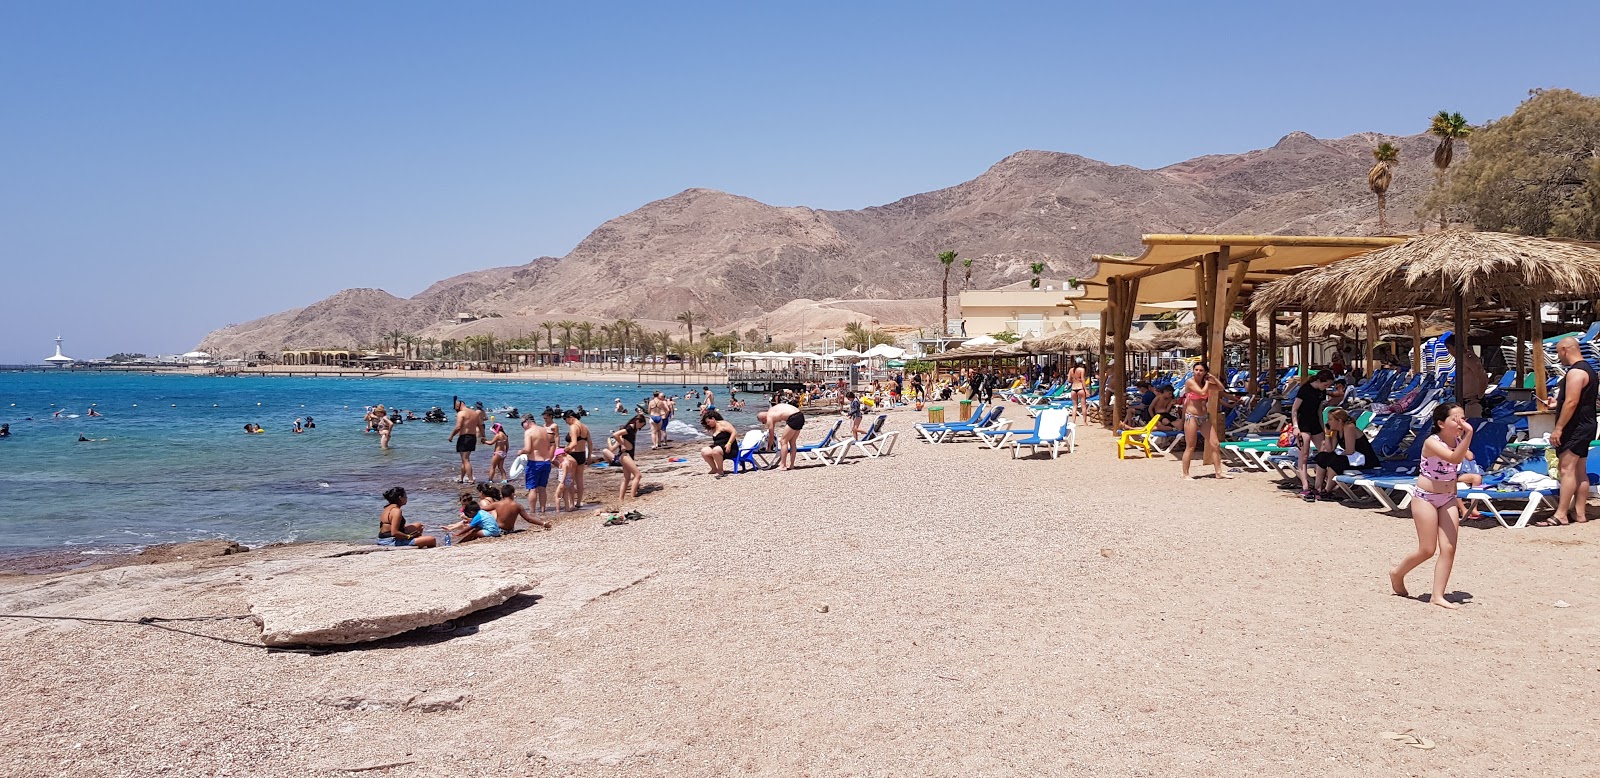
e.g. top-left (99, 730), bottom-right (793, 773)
top-left (556, 320), bottom-right (577, 360)
top-left (1029, 262), bottom-right (1046, 289)
top-left (539, 321), bottom-right (556, 355)
top-left (615, 318), bottom-right (638, 364)
top-left (400, 334), bottom-right (418, 360)
top-left (1368, 142), bottom-right (1400, 234)
top-left (385, 329), bottom-right (406, 355)
top-left (962, 257), bottom-right (975, 290)
top-left (421, 338), bottom-right (438, 360)
top-left (937, 250), bottom-right (958, 339)
top-left (1428, 110), bottom-right (1472, 229)
top-left (675, 311), bottom-right (698, 345)
top-left (575, 322), bottom-right (594, 365)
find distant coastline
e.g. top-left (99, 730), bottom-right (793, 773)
top-left (0, 363), bottom-right (730, 386)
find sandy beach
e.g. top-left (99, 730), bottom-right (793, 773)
top-left (1, 402), bottom-right (1596, 777)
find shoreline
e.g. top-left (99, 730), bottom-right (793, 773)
top-left (0, 407), bottom-right (798, 576)
top-left (34, 365), bottom-right (734, 385)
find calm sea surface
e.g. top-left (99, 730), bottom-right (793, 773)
top-left (0, 372), bottom-right (706, 553)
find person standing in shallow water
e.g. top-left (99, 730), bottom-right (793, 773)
top-left (448, 398), bottom-right (485, 483)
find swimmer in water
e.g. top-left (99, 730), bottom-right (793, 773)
top-left (614, 398), bottom-right (625, 414)
top-left (0, 423), bottom-right (9, 438)
top-left (86, 408), bottom-right (102, 418)
top-left (293, 418), bottom-right (305, 434)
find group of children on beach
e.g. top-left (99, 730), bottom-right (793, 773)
top-left (379, 482), bottom-right (557, 548)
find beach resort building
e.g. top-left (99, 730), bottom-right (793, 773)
top-left (958, 285), bottom-right (1098, 339)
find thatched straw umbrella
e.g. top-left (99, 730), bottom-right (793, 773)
top-left (1036, 327), bottom-right (1103, 354)
top-left (1250, 231), bottom-right (1600, 401)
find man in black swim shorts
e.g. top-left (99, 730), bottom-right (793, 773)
top-left (448, 398), bottom-right (486, 483)
top-left (760, 403), bottom-right (806, 471)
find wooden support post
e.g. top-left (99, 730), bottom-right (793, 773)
top-left (1267, 310), bottom-right (1278, 394)
top-left (1412, 314), bottom-right (1424, 374)
top-left (1533, 298), bottom-right (1548, 403)
top-left (1453, 294), bottom-right (1469, 403)
top-left (1247, 313), bottom-right (1259, 394)
top-left (1206, 247), bottom-right (1232, 460)
top-left (1109, 280), bottom-right (1125, 429)
top-left (1299, 310), bottom-right (1310, 374)
top-left (1365, 315), bottom-right (1378, 378)
top-left (1515, 308), bottom-right (1527, 388)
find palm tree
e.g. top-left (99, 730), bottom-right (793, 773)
top-left (539, 320), bottom-right (556, 355)
top-left (1368, 142), bottom-right (1400, 234)
top-left (556, 320), bottom-right (577, 360)
top-left (576, 322), bottom-right (594, 365)
top-left (440, 339), bottom-right (459, 360)
top-left (385, 329), bottom-right (406, 355)
top-left (675, 311), bottom-right (699, 345)
top-left (937, 250), bottom-right (958, 339)
top-left (421, 338), bottom-right (438, 360)
top-left (1029, 262), bottom-right (1046, 289)
top-left (962, 257), bottom-right (975, 290)
top-left (615, 318), bottom-right (638, 365)
top-left (400, 334), bottom-right (418, 360)
top-left (1428, 110), bottom-right (1472, 229)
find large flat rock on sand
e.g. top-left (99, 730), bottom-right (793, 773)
top-left (245, 551), bottom-right (536, 646)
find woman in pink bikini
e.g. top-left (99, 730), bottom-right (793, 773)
top-left (1179, 362), bottom-right (1234, 480)
top-left (1390, 403), bottom-right (1474, 609)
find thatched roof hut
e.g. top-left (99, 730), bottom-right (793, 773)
top-left (1249, 231), bottom-right (1600, 315)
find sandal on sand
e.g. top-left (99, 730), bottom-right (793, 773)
top-left (1530, 518), bottom-right (1570, 527)
top-left (623, 511), bottom-right (645, 521)
top-left (1300, 490), bottom-right (1317, 502)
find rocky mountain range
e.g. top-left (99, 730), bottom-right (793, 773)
top-left (198, 130), bottom-right (1441, 356)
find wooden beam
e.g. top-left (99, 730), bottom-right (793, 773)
top-left (1533, 298), bottom-right (1548, 403)
top-left (1247, 312), bottom-right (1259, 394)
top-left (1515, 308), bottom-right (1527, 388)
top-left (1299, 310), bottom-right (1311, 371)
top-left (1108, 280), bottom-right (1125, 429)
top-left (1206, 247), bottom-right (1233, 460)
top-left (1140, 234), bottom-right (1406, 248)
top-left (1412, 314), bottom-right (1424, 374)
top-left (1454, 293), bottom-right (1470, 404)
top-left (1364, 314), bottom-right (1378, 377)
top-left (1267, 308), bottom-right (1279, 393)
top-left (1119, 246), bottom-right (1273, 283)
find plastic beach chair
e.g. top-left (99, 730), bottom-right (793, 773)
top-left (1006, 408), bottom-right (1074, 459)
top-left (917, 406), bottom-right (1003, 443)
top-left (1464, 444), bottom-right (1600, 528)
top-left (1117, 416), bottom-right (1160, 459)
top-left (794, 419), bottom-right (843, 464)
top-left (731, 429), bottom-right (770, 473)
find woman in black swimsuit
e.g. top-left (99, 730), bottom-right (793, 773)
top-left (699, 411), bottom-right (739, 476)
top-left (611, 415), bottom-right (643, 503)
top-left (562, 410), bottom-right (591, 507)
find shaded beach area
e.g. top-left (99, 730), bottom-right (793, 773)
top-left (1, 405), bottom-right (1594, 776)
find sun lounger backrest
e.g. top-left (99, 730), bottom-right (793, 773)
top-left (1367, 416), bottom-right (1410, 458)
top-left (1039, 409), bottom-right (1070, 442)
top-left (738, 429), bottom-right (768, 453)
top-left (1466, 421), bottom-right (1511, 471)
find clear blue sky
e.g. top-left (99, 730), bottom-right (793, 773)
top-left (3, 1), bottom-right (1596, 362)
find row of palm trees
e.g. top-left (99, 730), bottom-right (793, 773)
top-left (362, 312), bottom-right (770, 369)
top-left (1367, 110), bottom-right (1472, 233)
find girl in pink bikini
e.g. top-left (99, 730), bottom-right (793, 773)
top-left (1390, 403), bottom-right (1474, 609)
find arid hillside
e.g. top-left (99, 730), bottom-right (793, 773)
top-left (198, 131), bottom-right (1439, 355)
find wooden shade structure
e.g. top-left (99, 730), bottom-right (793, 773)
top-left (1090, 234), bottom-right (1407, 437)
top-left (1249, 231), bottom-right (1600, 403)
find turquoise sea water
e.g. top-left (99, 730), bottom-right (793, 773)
top-left (0, 372), bottom-right (705, 553)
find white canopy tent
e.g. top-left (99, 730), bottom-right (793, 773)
top-left (860, 344), bottom-right (906, 359)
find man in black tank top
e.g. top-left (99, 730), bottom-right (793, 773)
top-left (1544, 337), bottom-right (1597, 525)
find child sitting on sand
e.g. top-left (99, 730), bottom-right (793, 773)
top-left (491, 483), bottom-right (549, 531)
top-left (378, 487), bottom-right (437, 548)
top-left (446, 491), bottom-right (503, 543)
